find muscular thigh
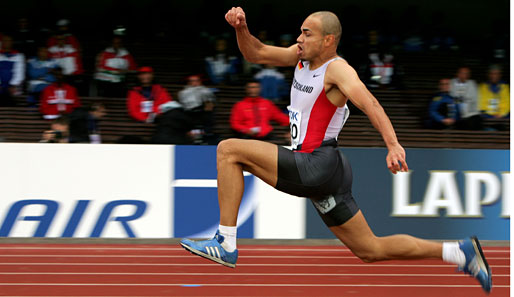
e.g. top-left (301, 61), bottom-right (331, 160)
top-left (218, 138), bottom-right (278, 187)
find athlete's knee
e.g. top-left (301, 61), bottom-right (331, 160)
top-left (351, 239), bottom-right (384, 263)
top-left (217, 138), bottom-right (241, 164)
top-left (354, 250), bottom-right (380, 263)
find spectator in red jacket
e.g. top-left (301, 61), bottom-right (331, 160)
top-left (47, 19), bottom-right (81, 51)
top-left (40, 67), bottom-right (81, 120)
top-left (47, 32), bottom-right (83, 76)
top-left (127, 66), bottom-right (172, 122)
top-left (95, 36), bottom-right (137, 97)
top-left (230, 80), bottom-right (289, 140)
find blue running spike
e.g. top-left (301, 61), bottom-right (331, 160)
top-left (180, 230), bottom-right (238, 268)
top-left (458, 236), bottom-right (492, 293)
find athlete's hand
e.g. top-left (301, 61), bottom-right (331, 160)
top-left (225, 7), bottom-right (247, 29)
top-left (386, 144), bottom-right (409, 174)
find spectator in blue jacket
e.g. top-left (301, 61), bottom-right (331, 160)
top-left (254, 64), bottom-right (289, 102)
top-left (427, 79), bottom-right (462, 129)
top-left (27, 46), bottom-right (58, 106)
top-left (0, 34), bottom-right (25, 106)
top-left (205, 38), bottom-right (239, 85)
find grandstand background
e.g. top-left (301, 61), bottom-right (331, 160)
top-left (0, 0), bottom-right (510, 148)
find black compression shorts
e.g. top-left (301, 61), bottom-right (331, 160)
top-left (275, 139), bottom-right (359, 227)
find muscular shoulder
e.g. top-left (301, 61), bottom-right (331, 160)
top-left (325, 59), bottom-right (359, 84)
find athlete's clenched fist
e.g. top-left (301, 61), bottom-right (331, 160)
top-left (225, 7), bottom-right (247, 28)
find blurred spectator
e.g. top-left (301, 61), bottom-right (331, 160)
top-left (47, 19), bottom-right (80, 50)
top-left (40, 116), bottom-right (69, 143)
top-left (127, 66), bottom-right (171, 122)
top-left (27, 46), bottom-right (58, 106)
top-left (69, 103), bottom-right (106, 143)
top-left (152, 101), bottom-right (193, 144)
top-left (426, 78), bottom-right (477, 130)
top-left (366, 51), bottom-right (396, 89)
top-left (0, 34), bottom-right (25, 106)
top-left (48, 32), bottom-right (83, 76)
top-left (450, 67), bottom-right (478, 117)
top-left (478, 65), bottom-right (510, 118)
top-left (230, 81), bottom-right (289, 140)
top-left (178, 75), bottom-right (216, 143)
top-left (12, 17), bottom-right (37, 56)
top-left (95, 36), bottom-right (137, 97)
top-left (205, 38), bottom-right (239, 84)
top-left (449, 66), bottom-right (482, 129)
top-left (426, 79), bottom-right (457, 129)
top-left (254, 65), bottom-right (288, 102)
top-left (40, 67), bottom-right (81, 120)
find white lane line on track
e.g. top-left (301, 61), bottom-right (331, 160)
top-left (0, 254), bottom-right (509, 260)
top-left (0, 272), bottom-right (509, 277)
top-left (0, 262), bottom-right (508, 268)
top-left (0, 247), bottom-right (508, 253)
top-left (0, 283), bottom-right (509, 288)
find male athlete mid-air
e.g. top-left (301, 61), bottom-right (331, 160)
top-left (181, 7), bottom-right (492, 293)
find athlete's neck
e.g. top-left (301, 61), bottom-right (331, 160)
top-left (308, 51), bottom-right (339, 70)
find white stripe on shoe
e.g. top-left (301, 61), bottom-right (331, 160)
top-left (214, 247), bottom-right (221, 258)
top-left (180, 243), bottom-right (236, 268)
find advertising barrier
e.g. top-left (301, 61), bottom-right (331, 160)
top-left (0, 143), bottom-right (509, 240)
top-left (306, 148), bottom-right (510, 240)
top-left (0, 143), bottom-right (172, 238)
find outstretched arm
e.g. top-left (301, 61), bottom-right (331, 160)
top-left (225, 7), bottom-right (298, 67)
top-left (326, 60), bottom-right (408, 174)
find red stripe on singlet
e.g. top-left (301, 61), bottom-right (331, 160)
top-left (299, 88), bottom-right (337, 153)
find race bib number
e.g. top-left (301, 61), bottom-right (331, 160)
top-left (287, 106), bottom-right (301, 149)
top-left (141, 100), bottom-right (154, 113)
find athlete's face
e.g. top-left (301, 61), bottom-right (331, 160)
top-left (296, 16), bottom-right (324, 60)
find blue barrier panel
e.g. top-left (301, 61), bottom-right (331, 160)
top-left (306, 148), bottom-right (510, 240)
top-left (173, 145), bottom-right (254, 238)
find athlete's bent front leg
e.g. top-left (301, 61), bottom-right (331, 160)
top-left (330, 211), bottom-right (442, 263)
top-left (216, 138), bottom-right (279, 226)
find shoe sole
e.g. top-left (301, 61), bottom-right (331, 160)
top-left (180, 242), bottom-right (236, 268)
top-left (471, 236), bottom-right (492, 293)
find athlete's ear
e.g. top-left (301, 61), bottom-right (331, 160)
top-left (324, 34), bottom-right (335, 47)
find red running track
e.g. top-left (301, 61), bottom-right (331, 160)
top-left (0, 244), bottom-right (509, 297)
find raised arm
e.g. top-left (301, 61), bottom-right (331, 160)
top-left (325, 60), bottom-right (408, 174)
top-left (225, 7), bottom-right (298, 67)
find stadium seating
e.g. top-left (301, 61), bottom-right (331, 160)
top-left (0, 44), bottom-right (509, 149)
